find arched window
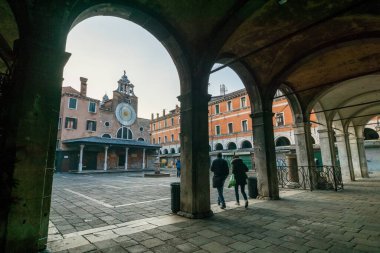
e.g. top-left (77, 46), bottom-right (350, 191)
top-left (152, 138), bottom-right (156, 144)
top-left (170, 148), bottom-right (176, 154)
top-left (116, 127), bottom-right (133, 139)
top-left (227, 142), bottom-right (237, 150)
top-left (102, 134), bottom-right (112, 138)
top-left (275, 136), bottom-right (291, 147)
top-left (138, 137), bottom-right (145, 142)
top-left (163, 149), bottom-right (168, 154)
top-left (364, 128), bottom-right (379, 140)
top-left (215, 143), bottom-right (223, 151)
top-left (241, 140), bottom-right (252, 149)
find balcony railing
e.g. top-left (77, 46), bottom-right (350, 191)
top-left (277, 165), bottom-right (343, 191)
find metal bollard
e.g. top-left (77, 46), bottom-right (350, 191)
top-left (170, 182), bottom-right (180, 213)
top-left (248, 177), bottom-right (258, 198)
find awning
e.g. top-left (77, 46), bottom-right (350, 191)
top-left (62, 136), bottom-right (161, 149)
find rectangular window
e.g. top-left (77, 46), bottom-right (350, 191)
top-left (158, 137), bottom-right (161, 144)
top-left (215, 104), bottom-right (220, 114)
top-left (56, 139), bottom-right (60, 150)
top-left (153, 123), bottom-right (156, 130)
top-left (86, 120), bottom-right (96, 131)
top-left (164, 136), bottom-right (168, 143)
top-left (227, 101), bottom-right (232, 111)
top-left (228, 123), bottom-right (233, 134)
top-left (241, 97), bottom-right (246, 108)
top-left (171, 134), bottom-right (174, 142)
top-left (215, 125), bottom-right (221, 135)
top-left (58, 117), bottom-right (62, 129)
top-left (68, 97), bottom-right (77, 109)
top-left (164, 120), bottom-right (167, 127)
top-left (171, 118), bottom-right (174, 126)
top-left (242, 120), bottom-right (248, 132)
top-left (65, 117), bottom-right (77, 129)
top-left (88, 101), bottom-right (96, 113)
top-left (276, 113), bottom-right (285, 126)
top-left (153, 138), bottom-right (156, 144)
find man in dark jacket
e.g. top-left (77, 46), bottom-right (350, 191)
top-left (231, 155), bottom-right (249, 208)
top-left (211, 152), bottom-right (229, 209)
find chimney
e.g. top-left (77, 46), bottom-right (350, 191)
top-left (156, 113), bottom-right (159, 119)
top-left (80, 77), bottom-right (88, 96)
top-left (151, 113), bottom-right (154, 120)
top-left (163, 109), bottom-right (166, 116)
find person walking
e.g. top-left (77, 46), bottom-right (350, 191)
top-left (231, 155), bottom-right (249, 208)
top-left (210, 152), bottom-right (229, 209)
top-left (175, 159), bottom-right (181, 177)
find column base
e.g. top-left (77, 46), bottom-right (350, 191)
top-left (257, 195), bottom-right (280, 200)
top-left (177, 210), bottom-right (214, 219)
top-left (286, 182), bottom-right (301, 189)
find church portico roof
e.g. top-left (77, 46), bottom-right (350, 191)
top-left (63, 136), bottom-right (160, 149)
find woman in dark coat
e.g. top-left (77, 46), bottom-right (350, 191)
top-left (231, 155), bottom-right (249, 208)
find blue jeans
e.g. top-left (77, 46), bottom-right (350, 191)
top-left (216, 186), bottom-right (225, 205)
top-left (234, 184), bottom-right (247, 203)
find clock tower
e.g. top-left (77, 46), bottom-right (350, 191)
top-left (112, 71), bottom-right (138, 116)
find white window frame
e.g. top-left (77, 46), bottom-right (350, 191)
top-left (86, 120), bottom-right (97, 132)
top-left (276, 112), bottom-right (285, 126)
top-left (215, 104), bottom-right (220, 114)
top-left (88, 101), bottom-right (96, 113)
top-left (215, 125), bottom-right (221, 135)
top-left (227, 101), bottom-right (232, 111)
top-left (240, 96), bottom-right (246, 108)
top-left (68, 97), bottom-right (77, 110)
top-left (164, 136), bottom-right (168, 143)
top-left (242, 120), bottom-right (248, 132)
top-left (228, 122), bottom-right (233, 134)
top-left (65, 117), bottom-right (77, 129)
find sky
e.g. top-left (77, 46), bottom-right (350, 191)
top-left (63, 16), bottom-right (244, 119)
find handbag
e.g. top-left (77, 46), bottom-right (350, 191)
top-left (227, 174), bottom-right (236, 188)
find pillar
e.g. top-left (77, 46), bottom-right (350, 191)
top-left (251, 111), bottom-right (279, 199)
top-left (317, 128), bottom-right (336, 166)
top-left (336, 133), bottom-right (355, 182)
top-left (177, 89), bottom-right (212, 218)
top-left (78, 144), bottom-right (85, 172)
top-left (103, 146), bottom-right (109, 171)
top-left (142, 148), bottom-right (146, 169)
top-left (349, 135), bottom-right (362, 178)
top-left (2, 36), bottom-right (70, 252)
top-left (294, 122), bottom-right (316, 189)
top-left (124, 148), bottom-right (129, 170)
top-left (356, 137), bottom-right (369, 178)
top-left (285, 152), bottom-right (300, 188)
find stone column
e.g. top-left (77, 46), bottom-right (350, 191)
top-left (142, 148), bottom-right (146, 169)
top-left (317, 128), bottom-right (336, 166)
top-left (78, 144), bottom-right (85, 172)
top-left (103, 146), bottom-right (109, 171)
top-left (285, 152), bottom-right (300, 188)
top-left (125, 148), bottom-right (129, 170)
top-left (251, 111), bottom-right (279, 199)
top-left (336, 133), bottom-right (355, 182)
top-left (349, 135), bottom-right (362, 178)
top-left (356, 137), bottom-right (369, 178)
top-left (2, 36), bottom-right (70, 252)
top-left (177, 90), bottom-right (212, 218)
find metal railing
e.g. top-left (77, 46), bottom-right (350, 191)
top-left (277, 165), bottom-right (343, 191)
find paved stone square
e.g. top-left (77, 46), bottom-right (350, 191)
top-left (48, 171), bottom-right (380, 252)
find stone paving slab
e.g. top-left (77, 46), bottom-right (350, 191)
top-left (48, 171), bottom-right (380, 252)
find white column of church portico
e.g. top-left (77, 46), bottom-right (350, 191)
top-left (357, 137), bottom-right (369, 178)
top-left (317, 129), bottom-right (336, 166)
top-left (78, 144), bottom-right (85, 172)
top-left (103, 146), bottom-right (109, 171)
top-left (335, 133), bottom-right (355, 182)
top-left (142, 148), bottom-right (146, 169)
top-left (125, 147), bottom-right (129, 170)
top-left (349, 135), bottom-right (362, 178)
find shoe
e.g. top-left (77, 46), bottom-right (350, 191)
top-left (221, 204), bottom-right (226, 209)
top-left (235, 202), bottom-right (240, 206)
top-left (245, 200), bottom-right (248, 208)
top-left (217, 201), bottom-right (221, 206)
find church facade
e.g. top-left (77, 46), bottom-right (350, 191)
top-left (55, 72), bottom-right (160, 172)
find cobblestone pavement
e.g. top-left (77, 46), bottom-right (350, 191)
top-left (48, 171), bottom-right (380, 252)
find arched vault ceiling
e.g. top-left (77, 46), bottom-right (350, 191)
top-left (313, 75), bottom-right (380, 127)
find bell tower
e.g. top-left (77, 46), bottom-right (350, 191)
top-left (112, 71), bottom-right (138, 115)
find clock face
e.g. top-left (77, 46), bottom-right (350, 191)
top-left (115, 103), bottom-right (136, 126)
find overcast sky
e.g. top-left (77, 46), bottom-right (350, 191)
top-left (63, 16), bottom-right (244, 119)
